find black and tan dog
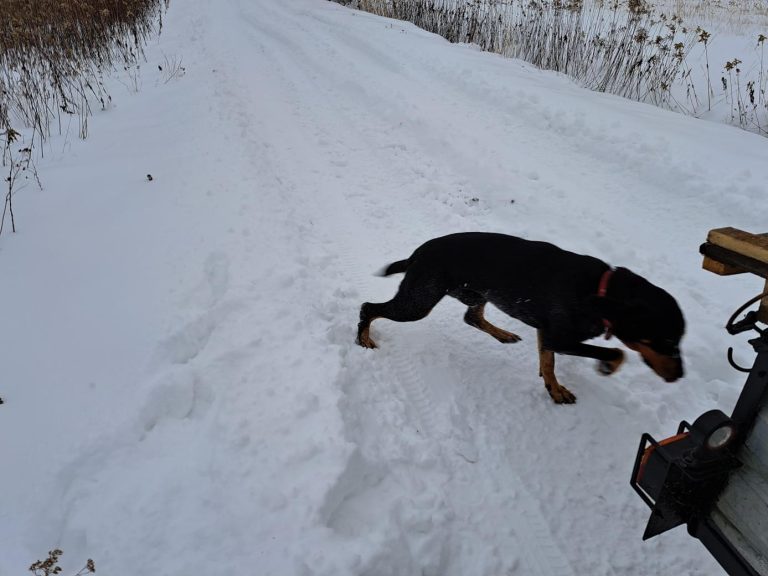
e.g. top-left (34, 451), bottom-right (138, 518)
top-left (356, 232), bottom-right (685, 403)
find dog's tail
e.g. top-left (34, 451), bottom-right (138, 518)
top-left (377, 258), bottom-right (410, 277)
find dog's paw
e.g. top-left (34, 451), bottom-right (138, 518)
top-left (597, 349), bottom-right (624, 376)
top-left (547, 384), bottom-right (577, 404)
top-left (553, 388), bottom-right (577, 404)
top-left (495, 330), bottom-right (522, 344)
top-left (356, 333), bottom-right (378, 349)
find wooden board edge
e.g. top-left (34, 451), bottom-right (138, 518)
top-left (708, 228), bottom-right (768, 265)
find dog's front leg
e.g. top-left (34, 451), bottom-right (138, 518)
top-left (537, 330), bottom-right (576, 404)
top-left (553, 342), bottom-right (625, 376)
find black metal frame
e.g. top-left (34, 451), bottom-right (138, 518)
top-left (689, 333), bottom-right (768, 576)
top-left (631, 298), bottom-right (768, 576)
top-left (688, 333), bottom-right (768, 576)
top-left (630, 419), bottom-right (692, 510)
top-left (730, 335), bottom-right (768, 430)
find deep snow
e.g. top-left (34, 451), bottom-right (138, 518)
top-left (2, 1), bottom-right (768, 575)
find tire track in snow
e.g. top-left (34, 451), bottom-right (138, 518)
top-left (237, 7), bottom-right (578, 567)
top-left (214, 2), bottom-right (578, 573)
top-left (390, 342), bottom-right (444, 439)
top-left (206, 12), bottom-right (456, 571)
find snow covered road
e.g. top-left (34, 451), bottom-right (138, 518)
top-left (2, 1), bottom-right (767, 574)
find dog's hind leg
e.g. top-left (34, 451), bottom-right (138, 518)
top-left (464, 302), bottom-right (521, 344)
top-left (356, 276), bottom-right (445, 349)
top-left (537, 330), bottom-right (576, 404)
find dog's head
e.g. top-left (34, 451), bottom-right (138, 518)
top-left (595, 268), bottom-right (685, 382)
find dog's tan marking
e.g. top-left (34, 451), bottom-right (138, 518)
top-left (623, 341), bottom-right (680, 381)
top-left (356, 317), bottom-right (380, 349)
top-left (465, 303), bottom-right (521, 344)
top-left (537, 330), bottom-right (576, 404)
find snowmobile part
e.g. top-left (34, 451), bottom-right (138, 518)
top-left (632, 234), bottom-right (768, 576)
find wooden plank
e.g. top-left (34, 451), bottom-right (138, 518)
top-left (708, 228), bottom-right (768, 264)
top-left (702, 255), bottom-right (747, 276)
top-left (700, 244), bottom-right (768, 279)
top-left (701, 228), bottom-right (768, 321)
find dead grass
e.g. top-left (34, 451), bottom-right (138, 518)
top-left (0, 0), bottom-right (168, 142)
top-left (0, 0), bottom-right (168, 235)
top-left (343, 0), bottom-right (698, 109)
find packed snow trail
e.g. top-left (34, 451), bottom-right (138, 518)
top-left (1, 0), bottom-right (767, 575)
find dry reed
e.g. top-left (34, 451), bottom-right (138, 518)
top-left (336, 0), bottom-right (767, 134)
top-left (0, 0), bottom-right (168, 143)
top-left (0, 0), bottom-right (168, 235)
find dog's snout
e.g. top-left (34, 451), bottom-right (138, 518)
top-left (634, 343), bottom-right (684, 383)
top-left (664, 359), bottom-right (684, 382)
